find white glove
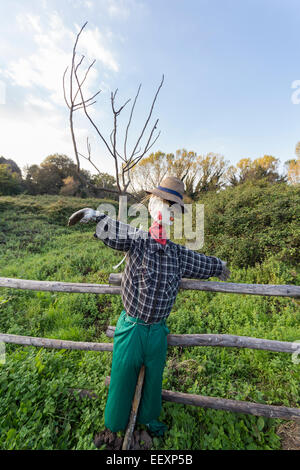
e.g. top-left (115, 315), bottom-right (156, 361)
top-left (217, 260), bottom-right (231, 281)
top-left (68, 208), bottom-right (100, 226)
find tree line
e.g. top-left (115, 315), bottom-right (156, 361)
top-left (0, 146), bottom-right (299, 200)
top-left (129, 149), bottom-right (299, 200)
top-left (0, 154), bottom-right (118, 199)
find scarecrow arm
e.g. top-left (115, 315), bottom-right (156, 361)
top-left (218, 260), bottom-right (231, 281)
top-left (179, 245), bottom-right (230, 281)
top-left (68, 207), bottom-right (99, 226)
top-left (93, 214), bottom-right (145, 252)
top-left (68, 207), bottom-right (144, 252)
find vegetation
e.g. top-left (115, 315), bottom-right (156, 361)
top-left (0, 183), bottom-right (299, 450)
top-left (130, 149), bottom-right (300, 195)
top-left (1, 143), bottom-right (299, 201)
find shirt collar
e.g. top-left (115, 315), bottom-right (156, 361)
top-left (148, 233), bottom-right (171, 255)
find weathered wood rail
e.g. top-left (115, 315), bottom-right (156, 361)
top-left (1, 275), bottom-right (300, 298)
top-left (109, 273), bottom-right (300, 298)
top-left (1, 275), bottom-right (300, 422)
top-left (0, 332), bottom-right (113, 351)
top-left (0, 277), bottom-right (121, 295)
top-left (105, 326), bottom-right (300, 354)
top-left (104, 377), bottom-right (300, 421)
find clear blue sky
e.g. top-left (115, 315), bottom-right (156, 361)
top-left (0, 0), bottom-right (299, 176)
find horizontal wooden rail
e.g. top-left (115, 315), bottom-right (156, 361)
top-left (0, 277), bottom-right (121, 295)
top-left (104, 376), bottom-right (300, 421)
top-left (0, 333), bottom-right (113, 352)
top-left (106, 326), bottom-right (300, 354)
top-left (109, 273), bottom-right (300, 298)
top-left (1, 276), bottom-right (300, 298)
top-left (2, 330), bottom-right (299, 356)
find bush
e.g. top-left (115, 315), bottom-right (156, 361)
top-left (199, 180), bottom-right (300, 268)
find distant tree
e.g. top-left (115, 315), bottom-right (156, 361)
top-left (24, 154), bottom-right (80, 195)
top-left (23, 155), bottom-right (97, 197)
top-left (40, 154), bottom-right (78, 178)
top-left (23, 163), bottom-right (62, 195)
top-left (189, 153), bottom-right (228, 196)
top-left (296, 141), bottom-right (300, 159)
top-left (90, 172), bottom-right (116, 190)
top-left (89, 172), bottom-right (116, 196)
top-left (225, 155), bottom-right (285, 185)
top-left (130, 149), bottom-right (227, 199)
top-left (284, 142), bottom-right (300, 185)
top-left (129, 151), bottom-right (173, 192)
top-left (0, 156), bottom-right (22, 177)
top-left (285, 159), bottom-right (300, 184)
top-left (59, 176), bottom-right (81, 196)
top-left (23, 164), bottom-right (41, 194)
top-left (167, 149), bottom-right (197, 181)
top-left (0, 164), bottom-right (22, 195)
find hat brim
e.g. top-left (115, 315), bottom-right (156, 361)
top-left (146, 188), bottom-right (188, 213)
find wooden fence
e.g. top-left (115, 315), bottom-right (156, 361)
top-left (0, 275), bottom-right (300, 421)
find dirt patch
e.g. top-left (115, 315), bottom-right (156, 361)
top-left (277, 421), bottom-right (300, 450)
top-left (94, 429), bottom-right (153, 450)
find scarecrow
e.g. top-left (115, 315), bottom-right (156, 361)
top-left (68, 176), bottom-right (230, 437)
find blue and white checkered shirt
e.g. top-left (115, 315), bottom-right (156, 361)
top-left (94, 214), bottom-right (223, 323)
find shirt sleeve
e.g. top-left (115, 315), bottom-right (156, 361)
top-left (93, 214), bottom-right (146, 252)
top-left (179, 244), bottom-right (223, 279)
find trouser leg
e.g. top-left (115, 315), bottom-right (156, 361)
top-left (104, 311), bottom-right (169, 433)
top-left (137, 322), bottom-right (169, 424)
top-left (104, 311), bottom-right (143, 432)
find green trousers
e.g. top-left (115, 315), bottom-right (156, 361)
top-left (104, 309), bottom-right (169, 432)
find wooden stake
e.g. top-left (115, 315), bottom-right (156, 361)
top-left (122, 365), bottom-right (145, 450)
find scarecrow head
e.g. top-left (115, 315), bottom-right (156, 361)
top-left (145, 176), bottom-right (186, 226)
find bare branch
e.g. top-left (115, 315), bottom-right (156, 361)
top-left (116, 98), bottom-right (131, 115)
top-left (73, 90), bottom-right (101, 108)
top-left (62, 67), bottom-right (70, 109)
top-left (74, 100), bottom-right (97, 112)
top-left (73, 62), bottom-right (120, 191)
top-left (73, 58), bottom-right (98, 104)
top-left (66, 22), bottom-right (89, 172)
top-left (132, 146), bottom-right (141, 157)
top-left (129, 75), bottom-right (164, 160)
top-left (123, 119), bottom-right (161, 173)
top-left (124, 83), bottom-right (141, 161)
top-left (109, 130), bottom-right (126, 162)
top-left (74, 54), bottom-right (85, 74)
top-left (110, 90), bottom-right (131, 170)
top-left (78, 152), bottom-right (101, 176)
top-left (70, 23), bottom-right (88, 114)
top-left (64, 21), bottom-right (164, 201)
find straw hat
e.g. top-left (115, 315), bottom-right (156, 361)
top-left (146, 176), bottom-right (187, 212)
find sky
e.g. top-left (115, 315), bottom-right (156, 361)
top-left (0, 0), bottom-right (300, 177)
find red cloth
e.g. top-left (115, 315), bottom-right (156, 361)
top-left (149, 219), bottom-right (167, 245)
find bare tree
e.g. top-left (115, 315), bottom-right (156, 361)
top-left (63, 22), bottom-right (164, 219)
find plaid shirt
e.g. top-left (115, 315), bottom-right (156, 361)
top-left (94, 214), bottom-right (223, 323)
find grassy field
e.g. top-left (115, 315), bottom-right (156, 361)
top-left (0, 193), bottom-right (299, 450)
